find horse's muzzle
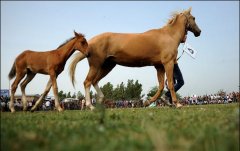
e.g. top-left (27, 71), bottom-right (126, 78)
top-left (194, 30), bottom-right (201, 37)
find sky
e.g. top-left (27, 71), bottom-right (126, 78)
top-left (1, 1), bottom-right (239, 98)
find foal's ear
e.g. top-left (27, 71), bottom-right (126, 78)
top-left (74, 30), bottom-right (80, 38)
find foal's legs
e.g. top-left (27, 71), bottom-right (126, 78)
top-left (164, 62), bottom-right (182, 108)
top-left (20, 72), bottom-right (36, 111)
top-left (9, 71), bottom-right (26, 112)
top-left (49, 73), bottom-right (63, 112)
top-left (143, 65), bottom-right (165, 107)
top-left (31, 79), bottom-right (52, 112)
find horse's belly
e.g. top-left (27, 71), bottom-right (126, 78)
top-left (113, 57), bottom-right (154, 67)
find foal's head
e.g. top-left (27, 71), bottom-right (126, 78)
top-left (73, 31), bottom-right (88, 54)
top-left (182, 7), bottom-right (201, 37)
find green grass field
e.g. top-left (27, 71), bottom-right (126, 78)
top-left (1, 103), bottom-right (239, 151)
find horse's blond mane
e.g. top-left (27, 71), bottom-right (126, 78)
top-left (167, 11), bottom-right (181, 25)
top-left (167, 8), bottom-right (192, 25)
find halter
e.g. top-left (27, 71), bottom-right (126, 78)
top-left (177, 13), bottom-right (189, 61)
top-left (182, 13), bottom-right (190, 32)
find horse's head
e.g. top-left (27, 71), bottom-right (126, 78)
top-left (73, 31), bottom-right (88, 54)
top-left (182, 7), bottom-right (201, 37)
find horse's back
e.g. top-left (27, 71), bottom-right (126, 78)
top-left (14, 50), bottom-right (54, 73)
top-left (87, 29), bottom-right (176, 67)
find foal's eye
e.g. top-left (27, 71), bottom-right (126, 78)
top-left (81, 41), bottom-right (85, 45)
top-left (193, 17), bottom-right (195, 20)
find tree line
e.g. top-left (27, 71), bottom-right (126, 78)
top-left (58, 79), bottom-right (182, 101)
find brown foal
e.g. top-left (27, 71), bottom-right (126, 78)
top-left (8, 31), bottom-right (88, 112)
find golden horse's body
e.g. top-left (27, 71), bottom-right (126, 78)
top-left (70, 8), bottom-right (201, 109)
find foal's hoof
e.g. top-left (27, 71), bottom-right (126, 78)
top-left (143, 100), bottom-right (150, 107)
top-left (89, 106), bottom-right (95, 111)
top-left (10, 109), bottom-right (16, 113)
top-left (86, 105), bottom-right (95, 111)
top-left (58, 108), bottom-right (64, 112)
top-left (175, 103), bottom-right (183, 108)
top-left (30, 107), bottom-right (36, 112)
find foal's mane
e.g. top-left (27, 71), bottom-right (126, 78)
top-left (57, 37), bottom-right (75, 49)
top-left (57, 33), bottom-right (85, 49)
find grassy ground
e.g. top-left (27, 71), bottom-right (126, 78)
top-left (1, 103), bottom-right (239, 151)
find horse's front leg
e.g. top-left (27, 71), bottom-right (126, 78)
top-left (164, 62), bottom-right (182, 108)
top-left (143, 65), bottom-right (165, 107)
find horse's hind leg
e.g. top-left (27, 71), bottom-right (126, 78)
top-left (84, 66), bottom-right (100, 110)
top-left (20, 72), bottom-right (36, 111)
top-left (92, 63), bottom-right (116, 103)
top-left (9, 72), bottom-right (26, 112)
top-left (144, 65), bottom-right (165, 107)
top-left (31, 79), bottom-right (52, 112)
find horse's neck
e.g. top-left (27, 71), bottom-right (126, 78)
top-left (56, 39), bottom-right (76, 63)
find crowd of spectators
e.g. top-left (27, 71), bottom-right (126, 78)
top-left (1, 91), bottom-right (239, 111)
top-left (0, 96), bottom-right (90, 112)
top-left (154, 91), bottom-right (239, 107)
top-left (180, 91), bottom-right (239, 106)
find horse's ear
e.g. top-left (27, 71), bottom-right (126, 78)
top-left (183, 7), bottom-right (192, 15)
top-left (74, 30), bottom-right (80, 38)
top-left (187, 7), bottom-right (192, 14)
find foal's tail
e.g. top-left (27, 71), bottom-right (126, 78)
top-left (8, 62), bottom-right (16, 80)
top-left (69, 52), bottom-right (86, 88)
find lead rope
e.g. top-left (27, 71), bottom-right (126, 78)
top-left (177, 42), bottom-right (185, 61)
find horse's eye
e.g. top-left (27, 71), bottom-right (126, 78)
top-left (193, 17), bottom-right (195, 20)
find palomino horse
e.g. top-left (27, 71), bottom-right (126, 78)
top-left (8, 31), bottom-right (88, 112)
top-left (69, 8), bottom-right (201, 110)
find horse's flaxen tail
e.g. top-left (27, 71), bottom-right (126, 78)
top-left (8, 62), bottom-right (16, 80)
top-left (69, 52), bottom-right (86, 88)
